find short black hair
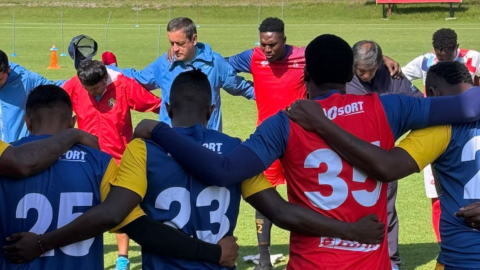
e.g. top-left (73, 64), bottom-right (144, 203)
top-left (77, 60), bottom-right (108, 86)
top-left (427, 61), bottom-right (473, 85)
top-left (26, 85), bottom-right (73, 118)
top-left (305, 34), bottom-right (354, 85)
top-left (167, 17), bottom-right (197, 40)
top-left (0, 50), bottom-right (8, 73)
top-left (432, 28), bottom-right (457, 51)
top-left (170, 68), bottom-right (212, 113)
top-left (259, 17), bottom-right (284, 34)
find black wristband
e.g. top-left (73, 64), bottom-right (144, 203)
top-left (123, 216), bottom-right (221, 264)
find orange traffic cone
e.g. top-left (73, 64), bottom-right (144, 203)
top-left (47, 45), bottom-right (60, 70)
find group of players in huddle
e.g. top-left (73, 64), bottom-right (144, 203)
top-left (0, 15), bottom-right (479, 270)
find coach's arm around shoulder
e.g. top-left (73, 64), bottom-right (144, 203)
top-left (0, 128), bottom-right (99, 178)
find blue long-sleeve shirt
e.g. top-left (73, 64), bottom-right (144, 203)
top-left (109, 43), bottom-right (255, 131)
top-left (0, 63), bottom-right (66, 142)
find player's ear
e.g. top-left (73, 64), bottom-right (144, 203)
top-left (303, 66), bottom-right (310, 82)
top-left (347, 68), bottom-right (354, 83)
top-left (70, 115), bottom-right (77, 128)
top-left (24, 115), bottom-right (32, 132)
top-left (191, 34), bottom-right (198, 46)
top-left (166, 103), bottom-right (172, 119)
top-left (426, 86), bottom-right (439, 97)
top-left (207, 104), bottom-right (215, 121)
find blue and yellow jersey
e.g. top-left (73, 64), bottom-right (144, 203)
top-left (114, 124), bottom-right (271, 270)
top-left (0, 135), bottom-right (116, 270)
top-left (398, 124), bottom-right (480, 269)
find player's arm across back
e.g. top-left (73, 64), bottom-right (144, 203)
top-left (134, 87), bottom-right (480, 186)
top-left (225, 49), bottom-right (254, 74)
top-left (108, 61), bottom-right (159, 90)
top-left (219, 54), bottom-right (255, 100)
top-left (26, 66), bottom-right (66, 87)
top-left (285, 97), bottom-right (452, 182)
top-left (243, 175), bottom-right (384, 243)
top-left (3, 147), bottom-right (234, 266)
top-left (133, 114), bottom-right (287, 186)
top-left (0, 129), bottom-right (99, 178)
top-left (3, 160), bottom-right (138, 262)
top-left (114, 140), bottom-right (235, 266)
top-left (3, 186), bottom-right (228, 265)
top-left (382, 55), bottom-right (402, 78)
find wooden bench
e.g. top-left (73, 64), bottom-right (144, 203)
top-left (376, 0), bottom-right (462, 18)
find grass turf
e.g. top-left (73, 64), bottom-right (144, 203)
top-left (1, 1), bottom-right (480, 269)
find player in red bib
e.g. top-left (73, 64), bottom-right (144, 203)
top-left (227, 18), bottom-right (305, 268)
top-left (227, 19), bottom-right (402, 268)
top-left (142, 34), bottom-right (480, 269)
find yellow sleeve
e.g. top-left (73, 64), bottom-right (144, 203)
top-left (241, 173), bottom-right (273, 199)
top-left (111, 139), bottom-right (148, 199)
top-left (100, 159), bottom-right (119, 202)
top-left (99, 153), bottom-right (147, 233)
top-left (397, 125), bottom-right (451, 171)
top-left (0, 140), bottom-right (10, 157)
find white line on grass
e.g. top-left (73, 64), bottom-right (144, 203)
top-left (2, 22), bottom-right (480, 27)
top-left (2, 26), bottom-right (480, 31)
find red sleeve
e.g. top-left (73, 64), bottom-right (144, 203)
top-left (123, 76), bottom-right (161, 114)
top-left (62, 77), bottom-right (77, 97)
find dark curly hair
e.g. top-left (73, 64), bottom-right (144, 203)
top-left (259, 17), bottom-right (284, 34)
top-left (427, 61), bottom-right (472, 85)
top-left (432, 28), bottom-right (457, 51)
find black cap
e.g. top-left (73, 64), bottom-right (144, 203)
top-left (68, 35), bottom-right (98, 69)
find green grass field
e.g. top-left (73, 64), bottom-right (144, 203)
top-left (1, 1), bottom-right (480, 269)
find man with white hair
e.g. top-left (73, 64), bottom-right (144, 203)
top-left (346, 40), bottom-right (423, 270)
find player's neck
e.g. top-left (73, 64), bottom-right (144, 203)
top-left (30, 123), bottom-right (70, 136)
top-left (436, 83), bottom-right (473, 97)
top-left (171, 115), bottom-right (207, 128)
top-left (460, 83), bottom-right (474, 92)
top-left (308, 83), bottom-right (346, 98)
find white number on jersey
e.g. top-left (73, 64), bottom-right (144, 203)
top-left (304, 142), bottom-right (382, 211)
top-left (16, 192), bottom-right (95, 257)
top-left (155, 186), bottom-right (231, 244)
top-left (461, 136), bottom-right (480, 199)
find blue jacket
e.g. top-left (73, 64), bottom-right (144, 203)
top-left (109, 43), bottom-right (254, 131)
top-left (0, 63), bottom-right (65, 142)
